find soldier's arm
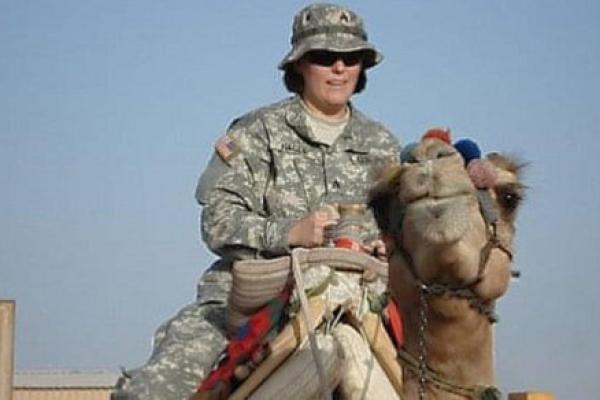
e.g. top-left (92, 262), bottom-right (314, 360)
top-left (200, 117), bottom-right (295, 260)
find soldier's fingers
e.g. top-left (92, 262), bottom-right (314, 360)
top-left (320, 204), bottom-right (340, 222)
top-left (312, 212), bottom-right (331, 227)
top-left (323, 218), bottom-right (338, 227)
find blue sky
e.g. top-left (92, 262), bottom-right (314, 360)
top-left (2, 1), bottom-right (599, 398)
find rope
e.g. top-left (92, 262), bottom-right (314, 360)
top-left (396, 348), bottom-right (502, 399)
top-left (291, 249), bottom-right (332, 400)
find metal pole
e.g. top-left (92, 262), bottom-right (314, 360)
top-left (0, 300), bottom-right (15, 400)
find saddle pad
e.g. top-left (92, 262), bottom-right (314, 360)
top-left (228, 247), bottom-right (388, 332)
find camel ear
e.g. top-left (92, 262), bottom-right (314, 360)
top-left (368, 164), bottom-right (403, 236)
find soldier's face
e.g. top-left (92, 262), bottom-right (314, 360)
top-left (296, 51), bottom-right (362, 115)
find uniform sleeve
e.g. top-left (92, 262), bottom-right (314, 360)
top-left (200, 116), bottom-right (295, 260)
top-left (195, 153), bottom-right (230, 206)
top-left (373, 126), bottom-right (402, 168)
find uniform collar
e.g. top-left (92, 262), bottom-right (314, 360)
top-left (285, 96), bottom-right (367, 151)
top-left (284, 96), bottom-right (315, 141)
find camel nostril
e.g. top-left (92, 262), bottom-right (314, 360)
top-left (438, 151), bottom-right (452, 158)
top-left (434, 148), bottom-right (456, 160)
top-left (403, 141), bottom-right (457, 163)
top-left (423, 144), bottom-right (456, 161)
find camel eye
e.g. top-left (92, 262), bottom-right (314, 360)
top-left (496, 185), bottom-right (522, 211)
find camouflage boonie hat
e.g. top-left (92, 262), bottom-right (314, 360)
top-left (278, 3), bottom-right (383, 70)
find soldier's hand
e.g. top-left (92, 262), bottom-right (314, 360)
top-left (364, 239), bottom-right (387, 261)
top-left (287, 207), bottom-right (339, 248)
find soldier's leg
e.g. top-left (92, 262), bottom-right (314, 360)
top-left (113, 300), bottom-right (227, 400)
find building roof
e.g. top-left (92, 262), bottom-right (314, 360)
top-left (14, 370), bottom-right (119, 389)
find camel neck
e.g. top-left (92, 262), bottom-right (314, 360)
top-left (400, 302), bottom-right (495, 398)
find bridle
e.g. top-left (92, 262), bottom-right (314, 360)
top-left (392, 188), bottom-right (515, 322)
top-left (389, 188), bottom-right (517, 400)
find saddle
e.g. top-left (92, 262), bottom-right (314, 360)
top-left (193, 248), bottom-right (404, 400)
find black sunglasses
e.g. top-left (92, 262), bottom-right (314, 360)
top-left (304, 50), bottom-right (364, 67)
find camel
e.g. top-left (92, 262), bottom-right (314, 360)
top-left (368, 133), bottom-right (526, 399)
top-left (195, 133), bottom-right (526, 400)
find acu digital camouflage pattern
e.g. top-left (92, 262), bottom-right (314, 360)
top-left (201, 96), bottom-right (400, 261)
top-left (113, 97), bottom-right (399, 400)
top-left (112, 265), bottom-right (231, 400)
top-left (279, 3), bottom-right (383, 69)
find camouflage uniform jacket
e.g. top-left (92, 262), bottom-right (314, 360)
top-left (198, 96), bottom-right (400, 263)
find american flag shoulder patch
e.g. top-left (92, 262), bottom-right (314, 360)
top-left (215, 134), bottom-right (239, 162)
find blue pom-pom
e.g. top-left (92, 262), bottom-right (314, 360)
top-left (454, 139), bottom-right (481, 164)
top-left (400, 142), bottom-right (418, 163)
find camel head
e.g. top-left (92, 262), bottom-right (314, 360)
top-left (369, 130), bottom-right (526, 315)
top-left (369, 130), bottom-right (527, 396)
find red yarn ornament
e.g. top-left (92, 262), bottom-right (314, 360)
top-left (422, 127), bottom-right (451, 144)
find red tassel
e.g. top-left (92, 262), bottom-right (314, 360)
top-left (385, 298), bottom-right (405, 348)
top-left (197, 289), bottom-right (290, 393)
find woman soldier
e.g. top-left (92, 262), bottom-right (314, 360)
top-left (113, 3), bottom-right (400, 399)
